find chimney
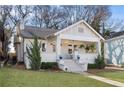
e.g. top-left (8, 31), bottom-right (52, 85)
top-left (16, 22), bottom-right (20, 37)
top-left (16, 21), bottom-right (24, 36)
top-left (20, 21), bottom-right (24, 30)
top-left (15, 22), bottom-right (21, 43)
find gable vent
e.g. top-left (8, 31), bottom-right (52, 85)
top-left (78, 27), bottom-right (84, 33)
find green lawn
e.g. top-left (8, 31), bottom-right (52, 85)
top-left (0, 68), bottom-right (113, 87)
top-left (93, 70), bottom-right (124, 83)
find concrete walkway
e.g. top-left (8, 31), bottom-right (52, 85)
top-left (80, 72), bottom-right (124, 87)
top-left (105, 67), bottom-right (124, 71)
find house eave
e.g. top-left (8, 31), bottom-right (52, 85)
top-left (54, 20), bottom-right (84, 36)
top-left (54, 20), bottom-right (105, 41)
top-left (82, 20), bottom-right (105, 41)
top-left (21, 36), bottom-right (47, 40)
top-left (105, 35), bottom-right (124, 42)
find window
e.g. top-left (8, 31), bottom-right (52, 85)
top-left (68, 49), bottom-right (72, 54)
top-left (78, 27), bottom-right (84, 33)
top-left (42, 43), bottom-right (46, 52)
top-left (53, 45), bottom-right (56, 52)
top-left (74, 45), bottom-right (77, 48)
top-left (74, 45), bottom-right (77, 50)
top-left (68, 44), bottom-right (72, 46)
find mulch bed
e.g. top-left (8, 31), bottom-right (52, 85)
top-left (14, 63), bottom-right (26, 69)
top-left (87, 68), bottom-right (119, 75)
top-left (12, 64), bottom-right (63, 72)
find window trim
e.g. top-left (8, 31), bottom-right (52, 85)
top-left (42, 43), bottom-right (46, 52)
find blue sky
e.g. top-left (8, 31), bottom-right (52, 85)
top-left (110, 5), bottom-right (124, 20)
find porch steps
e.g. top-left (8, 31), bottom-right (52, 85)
top-left (59, 59), bottom-right (83, 73)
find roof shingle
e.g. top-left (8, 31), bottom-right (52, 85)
top-left (20, 26), bottom-right (58, 39)
top-left (107, 31), bottom-right (124, 39)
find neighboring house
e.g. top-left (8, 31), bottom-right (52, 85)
top-left (105, 31), bottom-right (124, 66)
top-left (14, 20), bottom-right (104, 72)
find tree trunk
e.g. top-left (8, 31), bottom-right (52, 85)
top-left (1, 26), bottom-right (5, 58)
top-left (0, 26), bottom-right (9, 66)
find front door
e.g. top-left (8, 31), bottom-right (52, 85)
top-left (68, 44), bottom-right (73, 59)
top-left (68, 44), bottom-right (79, 59)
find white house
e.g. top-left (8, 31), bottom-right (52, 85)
top-left (105, 31), bottom-right (124, 66)
top-left (14, 20), bottom-right (104, 72)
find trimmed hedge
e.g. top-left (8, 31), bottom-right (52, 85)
top-left (88, 64), bottom-right (97, 69)
top-left (41, 62), bottom-right (58, 69)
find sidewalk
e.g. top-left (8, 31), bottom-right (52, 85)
top-left (105, 67), bottom-right (124, 71)
top-left (81, 72), bottom-right (124, 87)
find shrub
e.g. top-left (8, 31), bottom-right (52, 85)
top-left (88, 64), bottom-right (97, 69)
top-left (41, 62), bottom-right (58, 70)
top-left (95, 54), bottom-right (105, 69)
top-left (0, 62), bottom-right (1, 69)
top-left (121, 63), bottom-right (124, 68)
top-left (88, 55), bottom-right (105, 69)
top-left (26, 36), bottom-right (41, 70)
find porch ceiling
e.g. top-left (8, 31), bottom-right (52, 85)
top-left (61, 39), bottom-right (96, 44)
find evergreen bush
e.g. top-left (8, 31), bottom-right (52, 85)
top-left (26, 36), bottom-right (41, 70)
top-left (95, 54), bottom-right (105, 69)
top-left (41, 62), bottom-right (58, 69)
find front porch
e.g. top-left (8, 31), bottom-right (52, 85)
top-left (56, 38), bottom-right (101, 72)
top-left (56, 38), bottom-right (100, 64)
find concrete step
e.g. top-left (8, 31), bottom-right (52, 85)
top-left (59, 59), bottom-right (83, 73)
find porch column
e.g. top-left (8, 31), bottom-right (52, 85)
top-left (56, 35), bottom-right (61, 58)
top-left (96, 41), bottom-right (101, 55)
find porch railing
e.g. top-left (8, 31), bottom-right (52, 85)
top-left (60, 53), bottom-right (98, 64)
top-left (78, 53), bottom-right (98, 64)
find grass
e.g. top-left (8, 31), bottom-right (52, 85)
top-left (0, 68), bottom-right (113, 87)
top-left (89, 69), bottom-right (124, 83)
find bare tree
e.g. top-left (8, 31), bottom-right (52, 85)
top-left (9, 5), bottom-right (31, 30)
top-left (32, 5), bottom-right (67, 29)
top-left (90, 6), bottom-right (111, 33)
top-left (0, 6), bottom-right (13, 64)
top-left (61, 5), bottom-right (111, 33)
top-left (0, 5), bottom-right (31, 64)
top-left (102, 19), bottom-right (124, 39)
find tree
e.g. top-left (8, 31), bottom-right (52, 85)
top-left (61, 5), bottom-right (111, 33)
top-left (9, 5), bottom-right (31, 30)
top-left (102, 19), bottom-right (124, 39)
top-left (32, 5), bottom-right (66, 29)
top-left (26, 36), bottom-right (41, 70)
top-left (0, 6), bottom-right (12, 61)
top-left (0, 5), bottom-right (31, 66)
top-left (91, 17), bottom-right (101, 33)
top-left (31, 5), bottom-right (112, 31)
top-left (90, 6), bottom-right (111, 33)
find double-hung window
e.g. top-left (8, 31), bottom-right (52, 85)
top-left (42, 43), bottom-right (46, 52)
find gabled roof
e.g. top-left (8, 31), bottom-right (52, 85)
top-left (20, 26), bottom-right (58, 39)
top-left (107, 31), bottom-right (124, 39)
top-left (20, 20), bottom-right (105, 41)
top-left (105, 31), bottom-right (124, 42)
top-left (54, 20), bottom-right (105, 41)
